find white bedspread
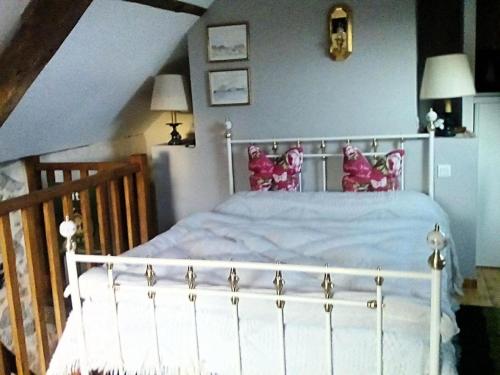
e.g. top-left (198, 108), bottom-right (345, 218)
top-left (48, 191), bottom-right (462, 375)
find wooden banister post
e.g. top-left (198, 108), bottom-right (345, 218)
top-left (22, 155), bottom-right (51, 310)
top-left (0, 216), bottom-right (29, 375)
top-left (23, 156), bottom-right (41, 192)
top-left (21, 208), bottom-right (49, 372)
top-left (129, 154), bottom-right (151, 243)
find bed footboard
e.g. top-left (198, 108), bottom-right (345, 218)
top-left (60, 221), bottom-right (447, 375)
top-left (0, 154), bottom-right (152, 375)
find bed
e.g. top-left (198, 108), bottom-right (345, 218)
top-left (46, 121), bottom-right (462, 375)
top-left (49, 191), bottom-right (461, 375)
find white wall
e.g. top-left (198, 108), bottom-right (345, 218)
top-left (0, 0), bottom-right (198, 163)
top-left (0, 0), bottom-right (30, 54)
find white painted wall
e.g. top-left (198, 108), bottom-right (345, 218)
top-left (0, 0), bottom-right (198, 163)
top-left (0, 0), bottom-right (30, 54)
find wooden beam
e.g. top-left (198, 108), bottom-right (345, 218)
top-left (0, 0), bottom-right (93, 127)
top-left (125, 0), bottom-right (206, 16)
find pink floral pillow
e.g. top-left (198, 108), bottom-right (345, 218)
top-left (248, 146), bottom-right (304, 191)
top-left (342, 145), bottom-right (404, 192)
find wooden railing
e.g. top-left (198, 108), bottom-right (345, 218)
top-left (0, 154), bottom-right (152, 375)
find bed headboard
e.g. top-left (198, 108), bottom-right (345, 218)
top-left (224, 120), bottom-right (436, 199)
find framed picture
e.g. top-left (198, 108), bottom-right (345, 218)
top-left (207, 23), bottom-right (249, 62)
top-left (208, 69), bottom-right (250, 106)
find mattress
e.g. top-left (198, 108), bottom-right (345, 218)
top-left (48, 191), bottom-right (462, 375)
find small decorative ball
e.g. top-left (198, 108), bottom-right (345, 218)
top-left (225, 118), bottom-right (233, 130)
top-left (426, 108), bottom-right (438, 123)
top-left (427, 228), bottom-right (446, 250)
top-left (59, 218), bottom-right (77, 238)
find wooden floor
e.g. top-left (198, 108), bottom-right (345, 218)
top-left (460, 267), bottom-right (500, 307)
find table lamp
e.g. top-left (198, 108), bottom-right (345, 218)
top-left (420, 53), bottom-right (476, 136)
top-left (151, 74), bottom-right (189, 145)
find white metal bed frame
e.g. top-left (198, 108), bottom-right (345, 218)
top-left (60, 122), bottom-right (448, 375)
top-left (224, 119), bottom-right (436, 198)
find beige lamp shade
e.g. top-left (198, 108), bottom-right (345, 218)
top-left (420, 54), bottom-right (476, 99)
top-left (151, 74), bottom-right (189, 111)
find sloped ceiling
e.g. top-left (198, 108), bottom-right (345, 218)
top-left (0, 0), bottom-right (198, 163)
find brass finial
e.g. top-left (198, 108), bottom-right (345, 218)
top-left (320, 140), bottom-right (327, 160)
top-left (272, 141), bottom-right (278, 154)
top-left (185, 266), bottom-right (197, 302)
top-left (273, 269), bottom-right (285, 309)
top-left (428, 251), bottom-right (446, 270)
top-left (224, 118), bottom-right (233, 139)
top-left (228, 267), bottom-right (240, 305)
top-left (321, 270), bottom-right (334, 313)
top-left (145, 264), bottom-right (156, 299)
top-left (427, 224), bottom-right (446, 270)
top-left (374, 266), bottom-right (384, 286)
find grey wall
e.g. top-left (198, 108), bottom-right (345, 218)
top-left (160, 0), bottom-right (418, 221)
top-left (0, 0), bottom-right (197, 163)
top-left (192, 0), bottom-right (418, 139)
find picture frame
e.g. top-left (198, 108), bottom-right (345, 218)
top-left (207, 23), bottom-right (249, 62)
top-left (208, 69), bottom-right (250, 106)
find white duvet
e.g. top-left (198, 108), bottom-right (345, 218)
top-left (48, 191), bottom-right (462, 375)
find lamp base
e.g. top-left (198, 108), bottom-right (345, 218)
top-left (167, 123), bottom-right (183, 145)
top-left (436, 112), bottom-right (456, 137)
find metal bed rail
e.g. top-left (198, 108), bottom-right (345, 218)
top-left (60, 219), bottom-right (446, 375)
top-left (224, 120), bottom-right (435, 199)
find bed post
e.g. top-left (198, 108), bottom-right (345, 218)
top-left (427, 224), bottom-right (446, 375)
top-left (426, 109), bottom-right (437, 199)
top-left (225, 118), bottom-right (235, 195)
top-left (428, 129), bottom-right (435, 199)
top-left (60, 217), bottom-right (89, 375)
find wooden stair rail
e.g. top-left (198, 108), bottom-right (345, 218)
top-left (0, 164), bottom-right (138, 216)
top-left (0, 154), bottom-right (152, 375)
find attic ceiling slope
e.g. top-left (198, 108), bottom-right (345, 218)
top-left (0, 0), bottom-right (198, 163)
top-left (0, 0), bottom-right (93, 128)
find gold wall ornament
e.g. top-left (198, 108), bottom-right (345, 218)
top-left (328, 5), bottom-right (352, 61)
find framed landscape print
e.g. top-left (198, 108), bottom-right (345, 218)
top-left (208, 69), bottom-right (250, 106)
top-left (207, 23), bottom-right (249, 62)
